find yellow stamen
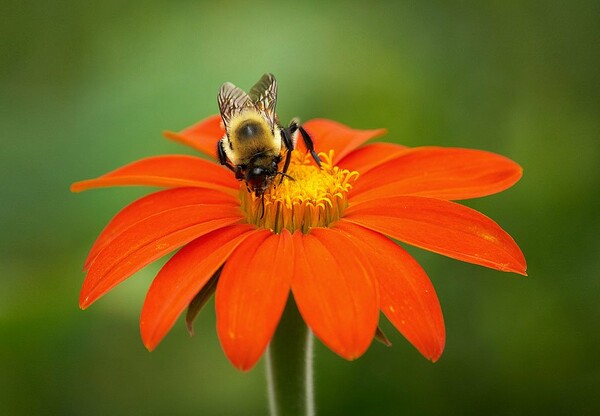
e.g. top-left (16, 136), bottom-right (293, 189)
top-left (240, 150), bottom-right (359, 233)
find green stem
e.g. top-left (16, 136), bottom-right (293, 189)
top-left (266, 297), bottom-right (314, 416)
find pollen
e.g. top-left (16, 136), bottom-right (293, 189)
top-left (240, 150), bottom-right (359, 233)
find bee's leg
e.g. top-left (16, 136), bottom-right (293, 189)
top-left (235, 167), bottom-right (246, 181)
top-left (298, 126), bottom-right (322, 167)
top-left (279, 150), bottom-right (292, 185)
top-left (281, 126), bottom-right (294, 152)
top-left (217, 140), bottom-right (236, 173)
top-left (280, 128), bottom-right (295, 183)
top-left (260, 195), bottom-right (265, 219)
top-left (286, 120), bottom-right (321, 167)
top-left (287, 119), bottom-right (300, 147)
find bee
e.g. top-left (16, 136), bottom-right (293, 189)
top-left (217, 73), bottom-right (321, 197)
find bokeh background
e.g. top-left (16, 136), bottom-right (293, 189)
top-left (1, 0), bottom-right (598, 414)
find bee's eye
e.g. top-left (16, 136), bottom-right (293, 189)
top-left (251, 167), bottom-right (264, 177)
top-left (246, 167), bottom-right (266, 187)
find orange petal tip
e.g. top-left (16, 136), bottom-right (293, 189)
top-left (70, 181), bottom-right (87, 193)
top-left (143, 341), bottom-right (156, 352)
top-left (78, 293), bottom-right (91, 310)
top-left (162, 130), bottom-right (179, 140)
top-left (141, 324), bottom-right (160, 352)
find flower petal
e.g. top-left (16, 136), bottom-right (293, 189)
top-left (291, 229), bottom-right (379, 360)
top-left (299, 119), bottom-right (387, 164)
top-left (216, 230), bottom-right (293, 371)
top-left (345, 196), bottom-right (527, 275)
top-left (163, 115), bottom-right (225, 158)
top-left (71, 155), bottom-right (238, 193)
top-left (351, 147), bottom-right (523, 203)
top-left (334, 221), bottom-right (445, 361)
top-left (80, 204), bottom-right (243, 309)
top-left (337, 142), bottom-right (408, 174)
top-left (140, 224), bottom-right (259, 351)
top-left (84, 187), bottom-right (238, 271)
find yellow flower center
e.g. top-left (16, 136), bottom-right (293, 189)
top-left (240, 150), bottom-right (359, 233)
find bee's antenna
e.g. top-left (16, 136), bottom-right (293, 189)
top-left (276, 171), bottom-right (295, 181)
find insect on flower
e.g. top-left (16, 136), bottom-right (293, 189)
top-left (72, 74), bottom-right (527, 371)
top-left (217, 74), bottom-right (321, 197)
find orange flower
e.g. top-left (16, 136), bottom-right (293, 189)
top-left (72, 115), bottom-right (526, 371)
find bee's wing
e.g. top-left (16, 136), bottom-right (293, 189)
top-left (248, 73), bottom-right (278, 131)
top-left (218, 82), bottom-right (253, 131)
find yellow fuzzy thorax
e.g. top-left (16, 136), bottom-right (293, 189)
top-left (224, 110), bottom-right (278, 165)
top-left (227, 110), bottom-right (270, 135)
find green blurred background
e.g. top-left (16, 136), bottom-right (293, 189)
top-left (1, 0), bottom-right (598, 414)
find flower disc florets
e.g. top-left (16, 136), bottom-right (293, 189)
top-left (240, 150), bottom-right (359, 233)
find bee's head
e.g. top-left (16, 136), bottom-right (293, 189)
top-left (245, 159), bottom-right (279, 196)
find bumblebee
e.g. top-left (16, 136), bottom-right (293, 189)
top-left (217, 73), bottom-right (321, 196)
